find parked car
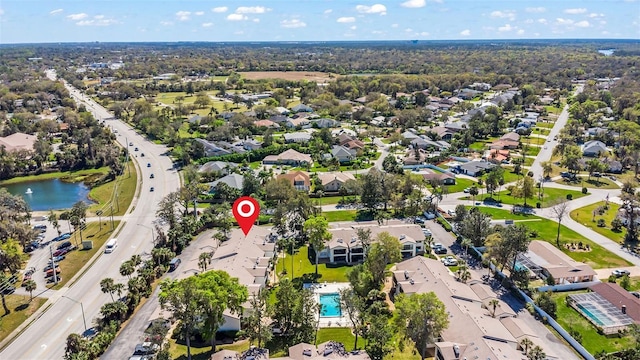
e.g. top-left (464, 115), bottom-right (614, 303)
top-left (45, 267), bottom-right (61, 277)
top-left (52, 247), bottom-right (72, 257)
top-left (1, 286), bottom-right (16, 295)
top-left (133, 342), bottom-right (160, 356)
top-left (442, 256), bottom-right (458, 266)
top-left (422, 229), bottom-right (432, 237)
top-left (423, 212), bottom-right (436, 220)
top-left (134, 147), bottom-right (139, 151)
top-left (129, 142), bottom-right (133, 146)
top-left (140, 153), bottom-right (145, 157)
top-left (463, 188), bottom-right (470, 193)
top-left (57, 241), bottom-right (72, 250)
top-left (612, 269), bottom-right (631, 278)
top-left (150, 187), bottom-right (154, 192)
top-left (51, 255), bottom-right (66, 262)
top-left (434, 246), bottom-right (447, 255)
top-left (150, 173), bottom-right (154, 179)
top-left (414, 217), bottom-right (425, 224)
top-left (54, 233), bottom-right (71, 242)
top-left (82, 327), bottom-right (99, 340)
top-left (46, 275), bottom-right (60, 283)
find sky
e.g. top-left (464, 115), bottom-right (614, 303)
top-left (0, 0), bottom-right (638, 44)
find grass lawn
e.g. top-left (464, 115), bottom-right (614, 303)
top-left (570, 201), bottom-right (623, 244)
top-left (474, 207), bottom-right (631, 269)
top-left (555, 176), bottom-right (619, 190)
top-left (535, 121), bottom-right (556, 129)
top-left (523, 146), bottom-right (541, 156)
top-left (496, 169), bottom-right (523, 184)
top-left (169, 339), bottom-right (251, 360)
top-left (49, 220), bottom-right (121, 289)
top-left (475, 187), bottom-right (586, 207)
top-left (551, 291), bottom-right (634, 354)
top-left (313, 196), bottom-right (356, 206)
top-left (0, 167), bottom-right (110, 186)
top-left (442, 177), bottom-right (480, 194)
top-left (277, 246), bottom-right (351, 283)
top-left (322, 210), bottom-right (358, 222)
top-left (316, 328), bottom-right (364, 349)
top-left (0, 295), bottom-right (47, 343)
top-left (89, 161), bottom-right (137, 217)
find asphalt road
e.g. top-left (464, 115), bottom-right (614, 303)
top-left (0, 70), bottom-right (180, 360)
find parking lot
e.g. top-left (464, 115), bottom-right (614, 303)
top-left (19, 218), bottom-right (75, 295)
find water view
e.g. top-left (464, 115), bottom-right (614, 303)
top-left (1, 179), bottom-right (93, 211)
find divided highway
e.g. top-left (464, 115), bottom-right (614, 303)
top-left (0, 71), bottom-right (180, 359)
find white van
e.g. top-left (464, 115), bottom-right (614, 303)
top-left (105, 238), bottom-right (118, 253)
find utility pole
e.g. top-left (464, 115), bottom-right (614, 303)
top-left (110, 205), bottom-right (114, 230)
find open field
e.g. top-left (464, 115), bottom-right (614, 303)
top-left (89, 161), bottom-right (137, 217)
top-left (570, 201), bottom-right (623, 244)
top-left (474, 207), bottom-right (632, 269)
top-left (555, 176), bottom-right (619, 190)
top-left (0, 294), bottom-right (47, 344)
top-left (466, 187), bottom-right (586, 207)
top-left (238, 71), bottom-right (337, 82)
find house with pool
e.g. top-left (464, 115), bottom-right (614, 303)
top-left (317, 220), bottom-right (426, 264)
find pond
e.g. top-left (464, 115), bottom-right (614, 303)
top-left (1, 179), bottom-right (93, 211)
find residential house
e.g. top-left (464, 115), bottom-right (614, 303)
top-left (401, 130), bottom-right (419, 141)
top-left (242, 139), bottom-right (263, 151)
top-left (615, 206), bottom-right (640, 227)
top-left (602, 158), bottom-right (623, 173)
top-left (501, 132), bottom-right (520, 142)
top-left (488, 149), bottom-right (510, 164)
top-left (263, 149), bottom-right (313, 166)
top-left (198, 161), bottom-right (237, 175)
top-left (188, 115), bottom-right (203, 124)
top-left (342, 139), bottom-right (365, 152)
top-left (254, 119), bottom-right (280, 129)
top-left (454, 160), bottom-right (495, 177)
top-left (194, 139), bottom-right (232, 157)
top-left (392, 256), bottom-right (550, 360)
top-left (284, 132), bottom-right (312, 143)
top-left (431, 126), bottom-right (456, 141)
top-left (403, 149), bottom-right (428, 165)
top-left (317, 172), bottom-right (355, 192)
top-left (312, 118), bottom-right (339, 128)
top-left (421, 169), bottom-right (456, 185)
top-left (582, 140), bottom-right (608, 157)
top-left (285, 117), bottom-right (311, 128)
top-left (318, 221), bottom-right (426, 263)
top-left (208, 173), bottom-right (244, 193)
top-left (589, 283), bottom-right (640, 324)
top-left (489, 139), bottom-right (519, 150)
top-left (277, 171), bottom-right (311, 192)
top-left (0, 132), bottom-right (37, 152)
top-left (291, 104), bottom-right (313, 113)
top-left (523, 240), bottom-right (596, 284)
top-left (275, 106), bottom-right (290, 115)
top-left (330, 145), bottom-right (356, 163)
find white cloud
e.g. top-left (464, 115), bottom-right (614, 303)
top-left (337, 17), bottom-right (356, 23)
top-left (227, 13), bottom-right (248, 21)
top-left (538, 18), bottom-right (547, 24)
top-left (76, 17), bottom-right (117, 26)
top-left (349, 25), bottom-right (356, 30)
top-left (324, 9), bottom-right (333, 14)
top-left (419, 31), bottom-right (429, 36)
top-left (195, 11), bottom-right (204, 16)
top-left (371, 30), bottom-right (384, 34)
top-left (50, 9), bottom-right (63, 15)
top-left (234, 31), bottom-right (244, 35)
top-left (160, 21), bottom-right (173, 26)
top-left (490, 10), bottom-right (516, 21)
top-left (498, 24), bottom-right (515, 32)
top-left (401, 0), bottom-right (426, 9)
top-left (67, 13), bottom-right (88, 20)
top-left (524, 19), bottom-right (534, 24)
top-left (281, 19), bottom-right (306, 28)
top-left (253, 18), bottom-right (260, 22)
top-left (517, 29), bottom-right (525, 35)
top-left (525, 7), bottom-right (546, 13)
top-left (0, 8), bottom-right (4, 16)
top-left (202, 22), bottom-right (213, 27)
top-left (356, 4), bottom-right (387, 15)
top-left (236, 6), bottom-right (270, 14)
top-left (564, 8), bottom-right (587, 14)
top-left (212, 7), bottom-right (228, 13)
top-left (460, 29), bottom-right (471, 36)
top-left (555, 18), bottom-right (574, 25)
top-left (575, 20), bottom-right (590, 27)
top-left (176, 11), bottom-right (191, 21)
top-left (391, 23), bottom-right (399, 28)
top-left (588, 13), bottom-right (604, 18)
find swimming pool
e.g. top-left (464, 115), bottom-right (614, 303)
top-left (576, 303), bottom-right (614, 326)
top-left (319, 293), bottom-right (341, 317)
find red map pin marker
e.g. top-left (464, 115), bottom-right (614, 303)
top-left (232, 196), bottom-right (260, 236)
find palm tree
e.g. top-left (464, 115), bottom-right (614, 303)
top-left (488, 299), bottom-right (500, 318)
top-left (198, 252), bottom-right (211, 272)
top-left (461, 238), bottom-right (473, 258)
top-left (24, 280), bottom-right (36, 301)
top-left (469, 186), bottom-right (479, 205)
top-left (520, 337), bottom-right (534, 355)
top-left (100, 278), bottom-right (116, 301)
top-left (541, 161), bottom-right (553, 179)
top-left (120, 260), bottom-right (135, 280)
top-left (129, 254), bottom-right (142, 267)
top-left (456, 266), bottom-right (471, 284)
top-left (527, 345), bottom-right (546, 360)
top-left (113, 283), bottom-right (125, 300)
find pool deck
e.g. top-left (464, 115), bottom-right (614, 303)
top-left (310, 282), bottom-right (351, 328)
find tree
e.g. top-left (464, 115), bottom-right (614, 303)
top-left (359, 169), bottom-right (384, 212)
top-left (551, 200), bottom-right (570, 247)
top-left (484, 167), bottom-right (504, 197)
top-left (339, 288), bottom-right (366, 350)
top-left (365, 232), bottom-right (402, 288)
top-left (561, 145), bottom-right (582, 175)
top-left (119, 260), bottom-right (135, 279)
top-left (303, 216), bottom-right (332, 279)
top-left (456, 207), bottom-right (492, 247)
top-left (159, 276), bottom-right (201, 360)
top-left (48, 210), bottom-right (61, 236)
top-left (520, 338), bottom-right (534, 356)
top-left (356, 228), bottom-right (372, 257)
top-left (394, 292), bottom-right (449, 360)
top-left (456, 265), bottom-right (471, 284)
top-left (535, 291), bottom-right (557, 319)
top-left (0, 272), bottom-right (10, 314)
top-left (198, 252), bottom-right (211, 272)
top-left (65, 333), bottom-right (88, 359)
top-left (541, 161), bottom-right (553, 179)
top-left (271, 278), bottom-right (317, 344)
top-left (621, 274), bottom-right (631, 290)
top-left (364, 313), bottom-right (394, 360)
top-left (586, 158), bottom-right (606, 180)
top-left (24, 279), bottom-right (36, 301)
top-left (453, 205), bottom-right (468, 222)
top-left (513, 176), bottom-right (535, 206)
top-left (100, 278), bottom-right (117, 301)
top-left (70, 201), bottom-right (88, 244)
top-left (488, 298), bottom-right (500, 317)
top-left (527, 345), bottom-right (546, 360)
top-left (469, 186), bottom-right (479, 204)
top-left (244, 289), bottom-right (272, 348)
top-left (194, 270), bottom-right (248, 351)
